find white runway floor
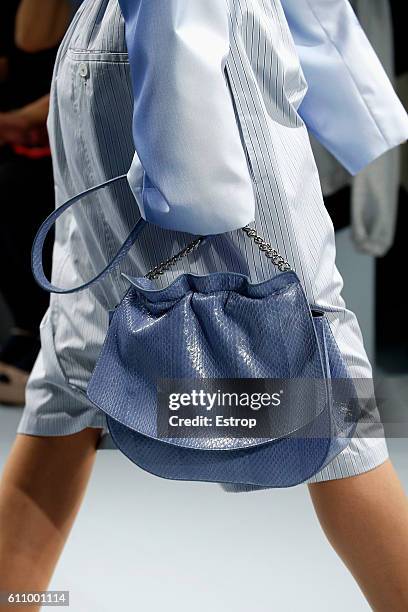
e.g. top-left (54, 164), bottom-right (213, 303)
top-left (0, 404), bottom-right (406, 612)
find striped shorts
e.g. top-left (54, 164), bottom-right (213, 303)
top-left (18, 0), bottom-right (389, 487)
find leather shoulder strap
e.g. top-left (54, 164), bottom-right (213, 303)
top-left (31, 174), bottom-right (147, 294)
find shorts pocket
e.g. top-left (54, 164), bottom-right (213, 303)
top-left (38, 310), bottom-right (71, 387)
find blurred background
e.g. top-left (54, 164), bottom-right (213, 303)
top-left (0, 1), bottom-right (406, 610)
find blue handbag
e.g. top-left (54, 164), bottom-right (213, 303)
top-left (32, 174), bottom-right (359, 488)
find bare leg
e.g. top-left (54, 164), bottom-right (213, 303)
top-left (0, 428), bottom-right (102, 611)
top-left (308, 459), bottom-right (408, 611)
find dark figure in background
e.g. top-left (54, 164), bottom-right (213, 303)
top-left (0, 1), bottom-right (57, 405)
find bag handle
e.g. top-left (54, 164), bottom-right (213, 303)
top-left (32, 174), bottom-right (291, 295)
top-left (31, 174), bottom-right (149, 294)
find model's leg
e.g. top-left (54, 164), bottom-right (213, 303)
top-left (0, 428), bottom-right (102, 611)
top-left (308, 459), bottom-right (408, 611)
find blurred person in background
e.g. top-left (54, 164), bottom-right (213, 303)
top-left (0, 0), bottom-right (78, 406)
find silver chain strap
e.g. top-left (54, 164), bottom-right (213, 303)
top-left (145, 237), bottom-right (204, 279)
top-left (241, 226), bottom-right (292, 271)
top-left (145, 225), bottom-right (292, 279)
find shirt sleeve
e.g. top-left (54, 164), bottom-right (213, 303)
top-left (118, 0), bottom-right (255, 236)
top-left (281, 0), bottom-right (408, 175)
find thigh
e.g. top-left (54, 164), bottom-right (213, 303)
top-left (308, 460), bottom-right (408, 610)
top-left (0, 428), bottom-right (103, 598)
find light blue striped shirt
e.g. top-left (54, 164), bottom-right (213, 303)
top-left (118, 0), bottom-right (408, 237)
